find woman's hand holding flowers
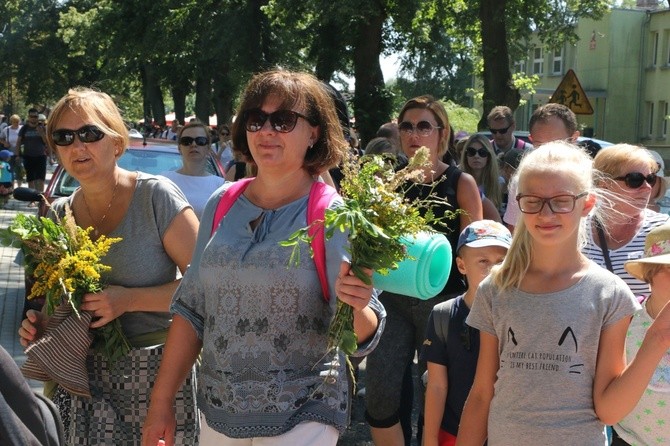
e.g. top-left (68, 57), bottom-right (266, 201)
top-left (80, 285), bottom-right (130, 329)
top-left (18, 310), bottom-right (48, 348)
top-left (335, 261), bottom-right (373, 312)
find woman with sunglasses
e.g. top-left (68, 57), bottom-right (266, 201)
top-left (142, 70), bottom-right (385, 446)
top-left (18, 87), bottom-right (200, 444)
top-left (583, 144), bottom-right (669, 295)
top-left (365, 95), bottom-right (483, 446)
top-left (160, 121), bottom-right (226, 218)
top-left (459, 134), bottom-right (503, 221)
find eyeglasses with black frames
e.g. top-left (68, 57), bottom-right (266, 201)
top-left (244, 109), bottom-right (314, 133)
top-left (398, 120), bottom-right (441, 137)
top-left (466, 147), bottom-right (489, 158)
top-left (516, 192), bottom-right (588, 214)
top-left (52, 125), bottom-right (105, 146)
top-left (614, 172), bottom-right (657, 189)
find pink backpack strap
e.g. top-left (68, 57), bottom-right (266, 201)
top-left (210, 177), bottom-right (254, 236)
top-left (210, 178), bottom-right (338, 303)
top-left (307, 181), bottom-right (338, 302)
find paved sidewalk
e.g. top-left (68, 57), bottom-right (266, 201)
top-left (0, 197), bottom-right (43, 389)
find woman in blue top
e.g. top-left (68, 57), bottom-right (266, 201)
top-left (142, 70), bottom-right (385, 446)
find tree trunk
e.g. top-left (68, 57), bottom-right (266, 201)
top-left (171, 81), bottom-right (188, 126)
top-left (143, 63), bottom-right (165, 127)
top-left (352, 10), bottom-right (392, 147)
top-left (212, 60), bottom-right (235, 126)
top-left (194, 70), bottom-right (212, 125)
top-left (478, 0), bottom-right (520, 130)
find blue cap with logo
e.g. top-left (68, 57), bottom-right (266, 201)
top-left (456, 220), bottom-right (512, 253)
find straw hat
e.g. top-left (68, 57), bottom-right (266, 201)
top-left (624, 223), bottom-right (670, 281)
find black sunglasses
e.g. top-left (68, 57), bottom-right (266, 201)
top-left (489, 125), bottom-right (511, 135)
top-left (398, 120), bottom-right (441, 137)
top-left (244, 109), bottom-right (313, 133)
top-left (179, 136), bottom-right (209, 146)
top-left (52, 125), bottom-right (105, 146)
top-left (614, 172), bottom-right (657, 189)
top-left (466, 147), bottom-right (489, 158)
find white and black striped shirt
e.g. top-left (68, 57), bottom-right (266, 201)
top-left (582, 209), bottom-right (669, 296)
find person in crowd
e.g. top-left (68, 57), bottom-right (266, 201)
top-left (18, 87), bottom-right (200, 444)
top-left (0, 149), bottom-right (13, 208)
top-left (160, 121), bottom-right (226, 218)
top-left (377, 122), bottom-right (401, 153)
top-left (213, 124), bottom-right (233, 169)
top-left (0, 344), bottom-right (64, 445)
top-left (364, 136), bottom-right (399, 157)
top-left (486, 106), bottom-right (532, 155)
top-left (15, 108), bottom-right (50, 196)
top-left (611, 223), bottom-right (670, 446)
top-left (365, 95), bottom-right (482, 446)
top-left (583, 144), bottom-right (670, 296)
top-left (459, 134), bottom-right (503, 214)
top-left (162, 119), bottom-right (180, 140)
top-left (646, 149), bottom-right (667, 213)
top-left (421, 220), bottom-right (511, 446)
top-left (0, 114), bottom-right (24, 187)
top-left (457, 141), bottom-right (670, 445)
top-left (503, 103), bottom-right (579, 232)
top-left (142, 70), bottom-right (385, 446)
top-left (500, 148), bottom-right (523, 216)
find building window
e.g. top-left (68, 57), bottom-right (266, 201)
top-left (664, 101), bottom-right (669, 139)
top-left (651, 32), bottom-right (659, 67)
top-left (647, 102), bottom-right (655, 137)
top-left (666, 30), bottom-right (670, 66)
top-left (533, 47), bottom-right (544, 75)
top-left (514, 59), bottom-right (526, 74)
top-left (552, 48), bottom-right (563, 75)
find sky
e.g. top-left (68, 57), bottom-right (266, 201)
top-left (342, 53), bottom-right (401, 90)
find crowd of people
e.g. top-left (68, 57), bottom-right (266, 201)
top-left (0, 68), bottom-right (668, 446)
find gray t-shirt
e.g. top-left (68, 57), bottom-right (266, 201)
top-left (52, 172), bottom-right (190, 338)
top-left (467, 262), bottom-right (640, 446)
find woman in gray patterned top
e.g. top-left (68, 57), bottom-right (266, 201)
top-left (18, 88), bottom-right (200, 445)
top-left (142, 70), bottom-right (385, 446)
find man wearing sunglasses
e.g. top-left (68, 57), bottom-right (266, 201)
top-left (487, 106), bottom-right (532, 156)
top-left (15, 108), bottom-right (50, 196)
top-left (503, 103), bottom-right (580, 232)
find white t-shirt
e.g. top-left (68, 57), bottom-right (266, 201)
top-left (2, 125), bottom-right (21, 151)
top-left (160, 171), bottom-right (225, 218)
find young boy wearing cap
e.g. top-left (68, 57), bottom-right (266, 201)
top-left (613, 223), bottom-right (670, 446)
top-left (420, 220), bottom-right (512, 446)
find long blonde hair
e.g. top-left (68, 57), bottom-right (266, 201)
top-left (459, 133), bottom-right (502, 210)
top-left (491, 141), bottom-right (595, 291)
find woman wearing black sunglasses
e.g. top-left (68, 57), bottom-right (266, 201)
top-left (160, 121), bottom-right (225, 218)
top-left (583, 144), bottom-right (669, 296)
top-left (458, 133), bottom-right (503, 221)
top-left (365, 95), bottom-right (483, 446)
top-left (18, 87), bottom-right (200, 444)
top-left (143, 70), bottom-right (385, 446)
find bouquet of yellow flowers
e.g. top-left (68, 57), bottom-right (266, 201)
top-left (283, 147), bottom-right (454, 359)
top-left (0, 206), bottom-right (129, 364)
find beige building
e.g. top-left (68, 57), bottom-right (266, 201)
top-left (503, 1), bottom-right (670, 157)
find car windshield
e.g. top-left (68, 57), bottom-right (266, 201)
top-left (52, 147), bottom-right (220, 197)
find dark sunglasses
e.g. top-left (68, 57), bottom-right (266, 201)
top-left (244, 109), bottom-right (313, 133)
top-left (179, 136), bottom-right (209, 146)
top-left (398, 120), bottom-right (440, 137)
top-left (466, 147), bottom-right (489, 158)
top-left (52, 125), bottom-right (105, 146)
top-left (489, 125), bottom-right (511, 135)
top-left (614, 172), bottom-right (657, 189)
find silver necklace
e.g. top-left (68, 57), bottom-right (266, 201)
top-left (82, 180), bottom-right (119, 236)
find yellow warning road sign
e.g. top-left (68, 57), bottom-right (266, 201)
top-left (549, 69), bottom-right (594, 115)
